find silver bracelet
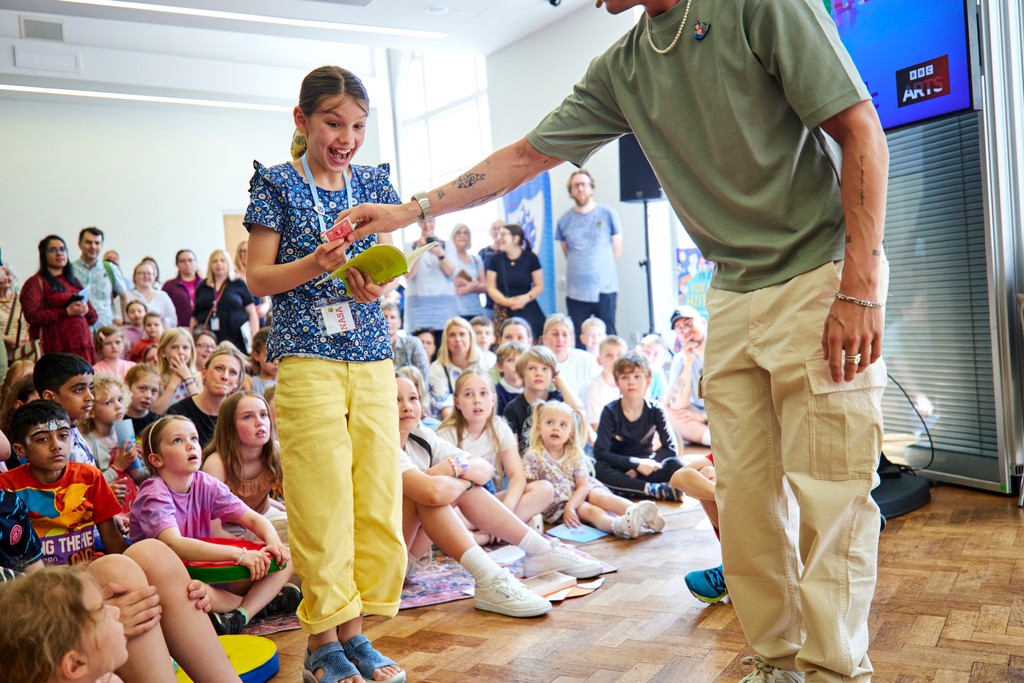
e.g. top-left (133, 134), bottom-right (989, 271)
top-left (835, 292), bottom-right (883, 308)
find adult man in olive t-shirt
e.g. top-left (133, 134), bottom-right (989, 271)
top-left (342, 2), bottom-right (888, 681)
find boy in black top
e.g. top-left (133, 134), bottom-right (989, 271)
top-left (594, 353), bottom-right (684, 501)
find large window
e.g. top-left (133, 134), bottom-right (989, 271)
top-left (394, 51), bottom-right (497, 248)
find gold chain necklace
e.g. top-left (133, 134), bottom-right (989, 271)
top-left (644, 0), bottom-right (694, 55)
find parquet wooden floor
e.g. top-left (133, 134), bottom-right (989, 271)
top-left (266, 484), bottom-right (1024, 682)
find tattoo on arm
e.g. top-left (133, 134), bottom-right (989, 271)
top-left (465, 192), bottom-right (500, 209)
top-left (858, 154), bottom-right (866, 206)
top-left (846, 233), bottom-right (852, 244)
top-left (437, 189), bottom-right (446, 200)
top-left (872, 249), bottom-right (881, 256)
top-left (453, 173), bottom-right (486, 189)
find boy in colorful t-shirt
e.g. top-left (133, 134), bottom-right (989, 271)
top-left (0, 400), bottom-right (125, 566)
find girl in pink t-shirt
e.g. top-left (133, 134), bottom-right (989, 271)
top-left (92, 326), bottom-right (136, 380)
top-left (131, 415), bottom-right (298, 635)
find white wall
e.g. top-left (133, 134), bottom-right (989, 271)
top-left (0, 96), bottom-right (385, 284)
top-left (486, 6), bottom-right (679, 344)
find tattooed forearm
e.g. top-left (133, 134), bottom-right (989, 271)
top-left (453, 173), bottom-right (486, 189)
top-left (846, 233), bottom-right (852, 244)
top-left (858, 154), bottom-right (866, 206)
top-left (465, 192), bottom-right (501, 209)
top-left (437, 188), bottom-right (446, 200)
top-left (872, 249), bottom-right (881, 256)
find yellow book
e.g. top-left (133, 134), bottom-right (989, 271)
top-left (317, 242), bottom-right (435, 289)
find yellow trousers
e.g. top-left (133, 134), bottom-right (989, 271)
top-left (276, 356), bottom-right (405, 634)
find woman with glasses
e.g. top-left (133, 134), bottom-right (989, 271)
top-left (19, 235), bottom-right (98, 362)
top-left (127, 258), bottom-right (178, 329)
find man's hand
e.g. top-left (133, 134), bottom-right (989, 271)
top-left (821, 299), bottom-right (884, 383)
top-left (104, 583), bottom-right (162, 638)
top-left (339, 203), bottom-right (420, 244)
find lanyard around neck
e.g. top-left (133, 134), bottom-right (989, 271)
top-left (300, 153), bottom-right (353, 234)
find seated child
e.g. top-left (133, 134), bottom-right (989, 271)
top-left (79, 375), bottom-right (146, 508)
top-left (0, 487), bottom-right (44, 572)
top-left (397, 374), bottom-right (601, 618)
top-left (637, 334), bottom-right (669, 402)
top-left (584, 335), bottom-right (626, 435)
top-left (383, 301), bottom-right (431, 381)
top-left (0, 551), bottom-right (246, 683)
top-left (0, 375), bottom-right (38, 468)
top-left (124, 364), bottom-right (160, 436)
top-left (397, 365), bottom-right (440, 431)
top-left (128, 313), bottom-right (165, 363)
top-left (578, 316), bottom-right (607, 355)
top-left (436, 371), bottom-right (553, 539)
top-left (0, 400), bottom-right (127, 564)
top-left (428, 317), bottom-right (485, 419)
top-left (669, 453), bottom-right (727, 604)
top-left (120, 299), bottom-right (148, 357)
top-left (492, 340), bottom-right (526, 415)
top-left (151, 329), bottom-right (200, 416)
top-left (594, 353), bottom-right (684, 501)
top-left (523, 401), bottom-right (662, 539)
top-left (34, 352), bottom-right (98, 465)
top-left (92, 326), bottom-right (135, 380)
top-left (131, 415), bottom-right (298, 635)
top-left (470, 315), bottom-right (497, 369)
top-left (248, 328), bottom-right (278, 396)
top-left (503, 345), bottom-right (581, 454)
top-left (202, 391), bottom-right (288, 544)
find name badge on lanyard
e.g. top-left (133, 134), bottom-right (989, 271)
top-left (301, 153), bottom-right (358, 335)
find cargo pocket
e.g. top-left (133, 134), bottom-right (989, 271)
top-left (806, 357), bottom-right (886, 481)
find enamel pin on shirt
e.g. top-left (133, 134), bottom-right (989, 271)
top-left (694, 21), bottom-right (710, 40)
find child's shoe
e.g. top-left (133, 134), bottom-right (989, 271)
top-left (528, 513), bottom-right (545, 534)
top-left (644, 482), bottom-right (682, 502)
top-left (632, 500), bottom-right (664, 533)
top-left (474, 568), bottom-right (552, 618)
top-left (523, 538), bottom-right (602, 579)
top-left (684, 564), bottom-right (728, 604)
top-left (611, 505), bottom-right (643, 539)
top-left (210, 609), bottom-right (247, 635)
top-left (260, 583), bottom-right (302, 617)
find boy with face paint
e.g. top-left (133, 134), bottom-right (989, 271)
top-left (0, 400), bottom-right (126, 565)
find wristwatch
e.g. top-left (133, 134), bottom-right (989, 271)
top-left (412, 191), bottom-right (432, 223)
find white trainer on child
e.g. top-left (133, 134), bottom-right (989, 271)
top-left (528, 514), bottom-right (545, 534)
top-left (523, 538), bottom-right (602, 579)
top-left (474, 568), bottom-right (552, 618)
top-left (633, 500), bottom-right (664, 533)
top-left (611, 506), bottom-right (642, 539)
top-left (738, 656), bottom-right (805, 682)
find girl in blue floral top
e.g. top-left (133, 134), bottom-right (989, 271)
top-left (244, 66), bottom-right (406, 683)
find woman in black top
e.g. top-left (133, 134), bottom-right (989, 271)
top-left (191, 249), bottom-right (259, 352)
top-left (485, 224), bottom-right (545, 335)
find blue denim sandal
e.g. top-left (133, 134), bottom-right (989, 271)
top-left (302, 642), bottom-right (360, 683)
top-left (342, 634), bottom-right (407, 683)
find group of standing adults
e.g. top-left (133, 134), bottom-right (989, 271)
top-left (403, 167), bottom-right (623, 348)
top-left (7, 229), bottom-right (264, 364)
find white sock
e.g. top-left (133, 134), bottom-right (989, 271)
top-left (460, 546), bottom-right (502, 584)
top-left (517, 529), bottom-right (551, 557)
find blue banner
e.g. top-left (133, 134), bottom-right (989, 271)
top-left (503, 172), bottom-right (555, 315)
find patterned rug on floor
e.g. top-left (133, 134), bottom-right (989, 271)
top-left (243, 542), bottom-right (614, 634)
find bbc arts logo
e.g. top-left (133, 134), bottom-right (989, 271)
top-left (896, 55), bottom-right (951, 107)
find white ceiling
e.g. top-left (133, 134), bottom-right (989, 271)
top-left (1, 0), bottom-right (596, 56)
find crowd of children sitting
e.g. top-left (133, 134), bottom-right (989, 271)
top-left (0, 300), bottom-right (723, 682)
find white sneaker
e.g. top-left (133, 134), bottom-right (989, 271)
top-left (738, 656), bottom-right (805, 682)
top-left (474, 568), bottom-right (552, 618)
top-left (523, 538), bottom-right (603, 579)
top-left (611, 506), bottom-right (642, 539)
top-left (528, 514), bottom-right (545, 534)
top-left (632, 500), bottom-right (664, 533)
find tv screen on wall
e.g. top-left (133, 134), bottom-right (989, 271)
top-left (830, 0), bottom-right (976, 130)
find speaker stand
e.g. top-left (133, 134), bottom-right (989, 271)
top-left (639, 199), bottom-right (655, 334)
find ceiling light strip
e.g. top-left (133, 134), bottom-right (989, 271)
top-left (56, 0), bottom-right (446, 39)
top-left (0, 83), bottom-right (292, 111)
